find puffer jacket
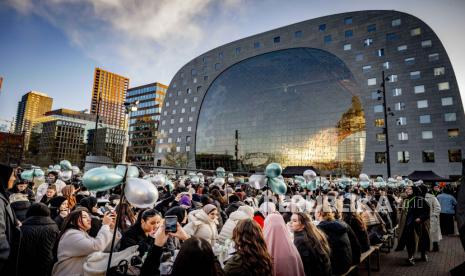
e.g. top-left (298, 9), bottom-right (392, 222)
top-left (183, 209), bottom-right (218, 245)
top-left (317, 220), bottom-right (353, 276)
top-left (17, 216), bottom-right (59, 276)
top-left (218, 205), bottom-right (254, 243)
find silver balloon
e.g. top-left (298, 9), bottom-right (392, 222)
top-left (227, 177), bottom-right (235, 184)
top-left (191, 176), bottom-right (200, 185)
top-left (60, 160), bottom-right (73, 171)
top-left (359, 173), bottom-right (369, 182)
top-left (303, 170), bottom-right (317, 182)
top-left (71, 166), bottom-right (80, 175)
top-left (151, 174), bottom-right (166, 186)
top-left (213, 178), bottom-right (225, 186)
top-left (125, 178), bottom-right (159, 208)
top-left (53, 165), bottom-right (61, 172)
top-left (61, 171), bottom-right (72, 181)
top-left (248, 174), bottom-right (267, 189)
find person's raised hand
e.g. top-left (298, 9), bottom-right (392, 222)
top-left (154, 223), bottom-right (169, 247)
top-left (169, 223), bottom-right (190, 241)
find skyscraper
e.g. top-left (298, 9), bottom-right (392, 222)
top-left (90, 68), bottom-right (130, 129)
top-left (127, 82), bottom-right (167, 167)
top-left (15, 91), bottom-right (53, 149)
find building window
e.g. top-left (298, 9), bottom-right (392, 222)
top-left (389, 74), bottom-right (398, 82)
top-left (324, 35), bottom-right (332, 44)
top-left (410, 71), bottom-right (421, 80)
top-left (448, 149), bottom-right (462, 162)
top-left (184, 98), bottom-right (188, 104)
top-left (186, 136), bottom-right (191, 143)
top-left (377, 48), bottom-right (384, 56)
top-left (174, 100), bottom-right (178, 105)
top-left (356, 54), bottom-right (363, 61)
top-left (319, 24), bottom-right (326, 31)
top-left (444, 112), bottom-right (457, 122)
top-left (422, 150), bottom-right (435, 162)
top-left (176, 146), bottom-right (180, 152)
top-left (368, 78), bottom-right (377, 86)
top-left (392, 18), bottom-right (401, 27)
top-left (344, 17), bottom-right (353, 25)
top-left (364, 38), bottom-right (373, 47)
top-left (414, 85), bottom-right (425, 94)
top-left (421, 40), bottom-right (432, 48)
top-left (374, 105), bottom-right (383, 113)
top-left (170, 118), bottom-right (174, 125)
top-left (161, 120), bottom-right (166, 126)
top-left (397, 45), bottom-right (407, 51)
top-left (362, 65), bottom-right (371, 72)
top-left (375, 152), bottom-right (386, 163)
top-left (396, 117), bottom-right (407, 125)
top-left (177, 127), bottom-right (182, 133)
top-left (235, 47), bottom-right (241, 55)
top-left (376, 133), bottom-right (385, 142)
top-left (386, 33), bottom-right (399, 41)
top-left (448, 128), bottom-right (459, 138)
top-left (163, 111), bottom-right (167, 116)
top-left (367, 24), bottom-right (376, 32)
top-left (179, 118), bottom-right (184, 123)
top-left (422, 131), bottom-right (433, 139)
top-left (294, 30), bottom-right (303, 38)
top-left (187, 88), bottom-right (192, 94)
top-left (429, 53), bottom-right (439, 61)
top-left (419, 115), bottom-right (431, 124)
top-left (169, 128), bottom-right (173, 134)
top-left (176, 137), bottom-right (181, 143)
top-left (398, 132), bottom-right (409, 141)
top-left (189, 116), bottom-right (193, 122)
top-left (374, 118), bottom-right (385, 127)
top-left (345, 30), bottom-right (354, 38)
top-left (191, 107), bottom-right (196, 112)
top-left (417, 100), bottom-right (428, 109)
top-left (410, 27), bottom-right (421, 36)
top-left (187, 126), bottom-right (192, 132)
top-left (394, 102), bottom-right (405, 111)
top-left (434, 67), bottom-right (445, 76)
top-left (442, 97), bottom-right (453, 106)
top-left (273, 36), bottom-right (280, 43)
top-left (158, 148), bottom-right (162, 154)
top-left (254, 41), bottom-right (261, 48)
top-left (398, 151), bottom-right (410, 163)
top-left (383, 61), bottom-right (391, 70)
top-left (215, 63), bottom-right (221, 70)
top-left (344, 44), bottom-right (351, 51)
top-left (371, 91), bottom-right (381, 100)
top-left (404, 57), bottom-right (415, 65)
top-left (438, 82), bottom-right (450, 91)
top-left (165, 102), bottom-right (170, 107)
top-left (172, 109), bottom-right (176, 115)
top-left (392, 88), bottom-right (402, 96)
top-left (186, 146), bottom-right (191, 152)
top-left (193, 97), bottom-right (198, 102)
top-left (181, 108), bottom-right (185, 113)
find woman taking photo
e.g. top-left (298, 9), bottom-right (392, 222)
top-left (290, 212), bottom-right (332, 276)
top-left (224, 219), bottom-right (273, 276)
top-left (119, 209), bottom-right (163, 257)
top-left (52, 209), bottom-right (115, 276)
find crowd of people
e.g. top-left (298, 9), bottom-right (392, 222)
top-left (0, 163), bottom-right (460, 276)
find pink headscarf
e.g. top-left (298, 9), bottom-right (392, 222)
top-left (264, 213), bottom-right (305, 276)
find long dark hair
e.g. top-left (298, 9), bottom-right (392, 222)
top-left (170, 237), bottom-right (221, 276)
top-left (115, 202), bottom-right (137, 232)
top-left (232, 219), bottom-right (273, 276)
top-left (293, 212), bottom-right (331, 263)
top-left (133, 209), bottom-right (160, 230)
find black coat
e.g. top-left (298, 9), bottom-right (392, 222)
top-left (0, 192), bottom-right (19, 275)
top-left (317, 220), bottom-right (354, 275)
top-left (17, 216), bottom-right (59, 276)
top-left (119, 224), bottom-right (153, 257)
top-left (293, 230), bottom-right (331, 276)
top-left (343, 214), bottom-right (370, 253)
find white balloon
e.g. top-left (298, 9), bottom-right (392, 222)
top-left (191, 176), bottom-right (200, 185)
top-left (125, 178), bottom-right (159, 208)
top-left (227, 177), bottom-right (235, 184)
top-left (71, 166), bottom-right (80, 175)
top-left (151, 174), bottom-right (166, 186)
top-left (213, 178), bottom-right (225, 186)
top-left (303, 170), bottom-right (317, 182)
top-left (359, 173), bottom-right (369, 182)
top-left (248, 174), bottom-right (267, 189)
top-left (61, 171), bottom-right (72, 181)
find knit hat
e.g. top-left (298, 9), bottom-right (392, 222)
top-left (26, 202), bottom-right (50, 217)
top-left (179, 195), bottom-right (191, 207)
top-left (49, 196), bottom-right (67, 208)
top-left (202, 204), bottom-right (217, 214)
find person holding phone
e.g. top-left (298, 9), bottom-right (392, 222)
top-left (119, 209), bottom-right (162, 257)
top-left (183, 204), bottom-right (219, 245)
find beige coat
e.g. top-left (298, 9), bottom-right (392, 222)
top-left (183, 209), bottom-right (218, 245)
top-left (425, 193), bottom-right (442, 243)
top-left (52, 225), bottom-right (113, 276)
top-left (218, 205), bottom-right (254, 243)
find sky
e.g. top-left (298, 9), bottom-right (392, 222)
top-left (1, 0), bottom-right (465, 122)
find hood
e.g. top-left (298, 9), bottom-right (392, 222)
top-left (229, 206), bottom-right (254, 221)
top-left (318, 220), bottom-right (348, 235)
top-left (188, 208), bottom-right (213, 224)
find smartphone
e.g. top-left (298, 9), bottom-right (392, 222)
top-left (99, 206), bottom-right (110, 214)
top-left (165, 215), bottom-right (178, 233)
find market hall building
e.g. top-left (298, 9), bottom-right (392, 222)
top-left (154, 10), bottom-right (465, 178)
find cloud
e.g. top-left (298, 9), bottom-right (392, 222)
top-left (6, 0), bottom-right (245, 86)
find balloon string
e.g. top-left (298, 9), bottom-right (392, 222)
top-left (106, 164), bottom-right (128, 275)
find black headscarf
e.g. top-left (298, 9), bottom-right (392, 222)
top-left (0, 164), bottom-right (14, 198)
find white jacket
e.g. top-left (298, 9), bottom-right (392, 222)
top-left (52, 225), bottom-right (113, 276)
top-left (425, 193), bottom-right (442, 242)
top-left (218, 205), bottom-right (254, 243)
top-left (184, 209), bottom-right (218, 245)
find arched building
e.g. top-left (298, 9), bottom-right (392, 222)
top-left (155, 10), bottom-right (465, 178)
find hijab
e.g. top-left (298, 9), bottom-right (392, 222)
top-left (263, 213), bottom-right (305, 276)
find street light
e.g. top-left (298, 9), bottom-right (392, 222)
top-left (122, 100), bottom-right (139, 163)
top-left (377, 70), bottom-right (394, 177)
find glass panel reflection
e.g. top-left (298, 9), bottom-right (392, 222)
top-left (196, 48), bottom-right (366, 175)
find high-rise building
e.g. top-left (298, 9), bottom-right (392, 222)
top-left (126, 82), bottom-right (167, 167)
top-left (90, 68), bottom-right (130, 129)
top-left (14, 91), bottom-right (53, 149)
top-left (87, 127), bottom-right (126, 163)
top-left (155, 10), bottom-right (465, 178)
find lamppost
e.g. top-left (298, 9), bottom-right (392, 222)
top-left (122, 101), bottom-right (138, 164)
top-left (377, 70), bottom-right (394, 178)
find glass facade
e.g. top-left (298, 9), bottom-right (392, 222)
top-left (196, 48), bottom-right (366, 175)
